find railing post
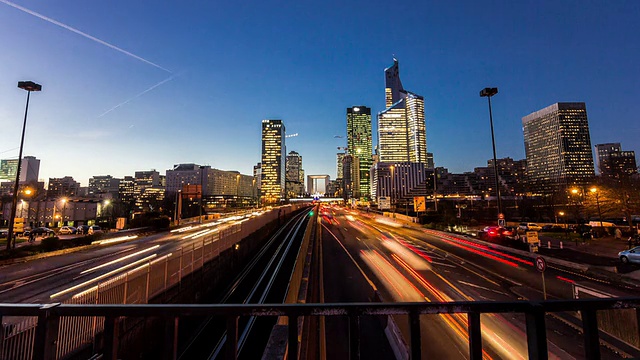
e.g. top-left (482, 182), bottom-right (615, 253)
top-left (468, 312), bottom-right (482, 360)
top-left (581, 309), bottom-right (600, 360)
top-left (409, 310), bottom-right (421, 359)
top-left (349, 315), bottom-right (360, 360)
top-left (226, 316), bottom-right (238, 360)
top-left (123, 272), bottom-right (128, 304)
top-left (163, 317), bottom-right (179, 360)
top-left (145, 261), bottom-right (151, 302)
top-left (525, 304), bottom-right (548, 360)
top-left (288, 315), bottom-right (299, 360)
top-left (103, 316), bottom-right (119, 360)
top-left (164, 257), bottom-right (169, 290)
top-left (179, 247), bottom-right (183, 287)
top-left (33, 304), bottom-right (60, 360)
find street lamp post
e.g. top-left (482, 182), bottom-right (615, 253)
top-left (390, 165), bottom-right (395, 214)
top-left (590, 187), bottom-right (603, 228)
top-left (480, 87), bottom-right (502, 220)
top-left (6, 81), bottom-right (42, 250)
top-left (60, 198), bottom-right (67, 227)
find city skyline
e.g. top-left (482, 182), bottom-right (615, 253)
top-left (1, 1), bottom-right (639, 185)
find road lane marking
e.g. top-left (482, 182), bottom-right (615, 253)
top-left (458, 281), bottom-right (509, 296)
top-left (322, 224), bottom-right (377, 291)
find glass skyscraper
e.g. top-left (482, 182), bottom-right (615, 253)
top-left (347, 106), bottom-right (372, 200)
top-left (522, 102), bottom-right (595, 194)
top-left (378, 59), bottom-right (427, 164)
top-left (261, 119), bottom-right (286, 204)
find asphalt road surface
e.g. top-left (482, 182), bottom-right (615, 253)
top-left (320, 206), bottom-right (637, 359)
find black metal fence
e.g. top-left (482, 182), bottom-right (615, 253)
top-left (2, 298), bottom-right (639, 360)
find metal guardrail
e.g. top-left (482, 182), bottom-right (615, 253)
top-left (0, 205), bottom-right (303, 360)
top-left (1, 298), bottom-right (639, 360)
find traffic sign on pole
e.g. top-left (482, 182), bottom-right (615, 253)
top-left (535, 256), bottom-right (546, 272)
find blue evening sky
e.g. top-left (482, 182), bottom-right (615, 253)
top-left (1, 0), bottom-right (638, 185)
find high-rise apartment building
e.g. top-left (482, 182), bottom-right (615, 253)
top-left (347, 106), bottom-right (372, 199)
top-left (165, 164), bottom-right (208, 194)
top-left (0, 156), bottom-right (40, 183)
top-left (261, 119), bottom-right (286, 204)
top-left (522, 102), bottom-right (595, 194)
top-left (378, 59), bottom-right (427, 164)
top-left (285, 151), bottom-right (304, 198)
top-left (595, 143), bottom-right (637, 178)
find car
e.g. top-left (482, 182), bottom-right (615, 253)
top-left (59, 226), bottom-right (77, 235)
top-left (480, 226), bottom-right (518, 241)
top-left (518, 222), bottom-right (542, 232)
top-left (30, 227), bottom-right (55, 236)
top-left (88, 225), bottom-right (103, 235)
top-left (76, 225), bottom-right (90, 234)
top-left (0, 229), bottom-right (8, 238)
top-left (619, 246), bottom-right (640, 264)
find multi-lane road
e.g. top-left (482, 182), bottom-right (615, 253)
top-left (321, 206), bottom-right (640, 359)
top-left (0, 212), bottom-right (266, 304)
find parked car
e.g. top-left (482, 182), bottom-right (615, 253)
top-left (59, 226), bottom-right (77, 235)
top-left (30, 227), bottom-right (55, 236)
top-left (76, 225), bottom-right (90, 234)
top-left (88, 225), bottom-right (103, 235)
top-left (518, 223), bottom-right (542, 232)
top-left (480, 226), bottom-right (518, 241)
top-left (619, 246), bottom-right (640, 264)
top-left (0, 229), bottom-right (8, 238)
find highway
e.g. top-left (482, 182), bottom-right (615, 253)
top-left (0, 211), bottom-right (267, 304)
top-left (320, 205), bottom-right (638, 359)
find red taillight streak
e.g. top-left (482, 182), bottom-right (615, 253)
top-left (397, 238), bottom-right (433, 262)
top-left (557, 276), bottom-right (575, 284)
top-left (361, 250), bottom-right (408, 300)
top-left (438, 237), bottom-right (519, 267)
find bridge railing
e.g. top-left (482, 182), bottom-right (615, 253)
top-left (0, 205), bottom-right (304, 360)
top-left (1, 299), bottom-right (639, 360)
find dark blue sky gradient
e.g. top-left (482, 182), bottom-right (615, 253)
top-left (0, 0), bottom-right (638, 184)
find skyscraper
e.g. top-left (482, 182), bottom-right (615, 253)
top-left (336, 153), bottom-right (345, 180)
top-left (285, 151), bottom-right (304, 198)
top-left (522, 102), bottom-right (595, 194)
top-left (0, 156), bottom-right (40, 183)
top-left (378, 59), bottom-right (427, 164)
top-left (347, 106), bottom-right (372, 199)
top-left (261, 119), bottom-right (286, 204)
top-left (595, 143), bottom-right (637, 178)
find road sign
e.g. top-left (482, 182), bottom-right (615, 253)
top-left (526, 231), bottom-right (539, 243)
top-left (413, 196), bottom-right (426, 212)
top-left (498, 213), bottom-right (505, 220)
top-left (535, 256), bottom-right (546, 272)
top-left (379, 197), bottom-right (391, 210)
top-left (498, 219), bottom-right (505, 227)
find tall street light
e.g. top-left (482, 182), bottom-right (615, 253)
top-left (480, 87), bottom-right (502, 221)
top-left (590, 187), bottom-right (603, 228)
top-left (390, 165), bottom-right (395, 213)
top-left (6, 81), bottom-right (42, 250)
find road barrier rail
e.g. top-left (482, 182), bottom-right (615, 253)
top-left (1, 298), bottom-right (639, 359)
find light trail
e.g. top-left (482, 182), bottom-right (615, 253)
top-left (91, 235), bottom-right (138, 245)
top-left (322, 224), bottom-right (378, 291)
top-left (50, 254), bottom-right (157, 299)
top-left (80, 245), bottom-right (159, 275)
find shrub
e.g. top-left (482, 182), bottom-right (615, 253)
top-left (41, 237), bottom-right (60, 251)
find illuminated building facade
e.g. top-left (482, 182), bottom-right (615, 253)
top-left (285, 151), bottom-right (305, 198)
top-left (347, 106), bottom-right (372, 199)
top-left (336, 153), bottom-right (345, 180)
top-left (261, 119), bottom-right (286, 204)
top-left (378, 59), bottom-right (427, 164)
top-left (595, 143), bottom-right (638, 179)
top-left (522, 102), bottom-right (595, 194)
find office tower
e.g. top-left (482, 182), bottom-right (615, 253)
top-left (88, 175), bottom-right (121, 197)
top-left (165, 164), bottom-right (208, 194)
top-left (119, 176), bottom-right (136, 205)
top-left (378, 59), bottom-right (427, 164)
top-left (0, 156), bottom-right (40, 183)
top-left (253, 163), bottom-right (262, 190)
top-left (347, 106), bottom-right (372, 199)
top-left (522, 102), bottom-right (595, 194)
top-left (336, 153), bottom-right (345, 180)
top-left (261, 120), bottom-right (286, 204)
top-left (341, 155), bottom-right (360, 200)
top-left (47, 176), bottom-right (80, 198)
top-left (595, 143), bottom-right (637, 178)
top-left (285, 151), bottom-right (304, 198)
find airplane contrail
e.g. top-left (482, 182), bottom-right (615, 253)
top-left (98, 74), bottom-right (177, 117)
top-left (0, 0), bottom-right (171, 73)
